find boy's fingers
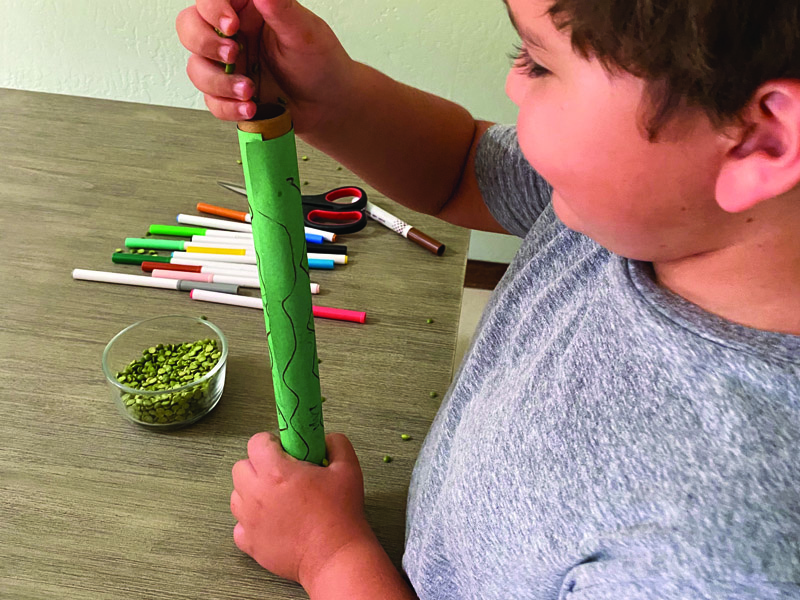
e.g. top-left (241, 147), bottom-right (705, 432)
top-left (325, 433), bottom-right (359, 468)
top-left (230, 489), bottom-right (244, 521)
top-left (196, 0), bottom-right (248, 36)
top-left (187, 53), bottom-right (254, 99)
top-left (231, 458), bottom-right (258, 494)
top-left (247, 431), bottom-right (289, 469)
top-left (233, 522), bottom-right (250, 554)
top-left (204, 94), bottom-right (256, 122)
top-left (177, 6), bottom-right (240, 64)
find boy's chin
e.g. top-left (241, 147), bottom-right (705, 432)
top-left (551, 190), bottom-right (644, 260)
top-left (551, 190), bottom-right (582, 232)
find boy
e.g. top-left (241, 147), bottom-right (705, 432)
top-left (176, 0), bottom-right (800, 597)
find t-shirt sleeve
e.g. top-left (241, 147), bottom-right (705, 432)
top-left (474, 123), bottom-right (553, 238)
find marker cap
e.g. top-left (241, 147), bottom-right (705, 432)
top-left (112, 253), bottom-right (171, 265)
top-left (149, 224), bottom-right (207, 237)
top-left (175, 280), bottom-right (240, 294)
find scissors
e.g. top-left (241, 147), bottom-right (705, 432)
top-left (217, 181), bottom-right (368, 234)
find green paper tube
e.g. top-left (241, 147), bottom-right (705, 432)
top-left (238, 104), bottom-right (325, 465)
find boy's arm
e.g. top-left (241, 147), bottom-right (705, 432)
top-left (179, 1), bottom-right (504, 233)
top-left (302, 63), bottom-right (507, 234)
top-left (301, 528), bottom-right (418, 600)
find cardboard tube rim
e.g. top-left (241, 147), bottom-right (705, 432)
top-left (237, 103), bottom-right (293, 139)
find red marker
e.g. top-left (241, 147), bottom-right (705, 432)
top-left (190, 289), bottom-right (366, 324)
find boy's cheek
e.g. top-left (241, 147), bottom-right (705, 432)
top-left (505, 69), bottom-right (526, 107)
top-left (517, 103), bottom-right (569, 184)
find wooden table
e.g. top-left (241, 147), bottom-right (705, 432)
top-left (0, 89), bottom-right (469, 599)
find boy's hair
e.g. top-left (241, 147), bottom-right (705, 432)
top-left (548, 0), bottom-right (800, 139)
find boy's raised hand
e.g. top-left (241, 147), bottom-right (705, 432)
top-left (176, 0), bottom-right (353, 133)
top-left (230, 431), bottom-right (373, 587)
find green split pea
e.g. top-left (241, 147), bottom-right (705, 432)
top-left (115, 338), bottom-right (221, 425)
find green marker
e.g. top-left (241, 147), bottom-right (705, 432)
top-left (149, 224), bottom-right (210, 237)
top-left (126, 237), bottom-right (254, 254)
top-left (112, 252), bottom-right (170, 265)
top-left (126, 238), bottom-right (186, 251)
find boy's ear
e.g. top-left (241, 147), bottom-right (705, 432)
top-left (716, 80), bottom-right (800, 213)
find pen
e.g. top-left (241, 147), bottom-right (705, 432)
top-left (170, 251), bottom-right (336, 269)
top-left (188, 235), bottom-right (348, 255)
top-left (141, 260), bottom-right (256, 276)
top-left (72, 268), bottom-right (240, 294)
top-left (175, 214), bottom-right (336, 243)
top-left (111, 251), bottom-right (335, 270)
top-left (363, 201), bottom-right (445, 256)
top-left (125, 238), bottom-right (346, 264)
top-left (150, 269), bottom-right (320, 294)
top-left (153, 222), bottom-right (325, 245)
top-left (189, 289), bottom-right (366, 323)
top-left (150, 223), bottom-right (253, 239)
top-left (197, 200), bottom-right (347, 241)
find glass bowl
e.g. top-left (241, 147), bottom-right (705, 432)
top-left (102, 315), bottom-right (228, 429)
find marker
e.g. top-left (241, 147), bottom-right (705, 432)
top-left (152, 222), bottom-right (324, 245)
top-left (197, 202), bottom-right (251, 223)
top-left (115, 252), bottom-right (335, 270)
top-left (196, 202), bottom-right (338, 243)
top-left (364, 201), bottom-right (445, 256)
top-left (169, 258), bottom-right (258, 273)
top-left (141, 261), bottom-right (256, 276)
top-left (125, 238), bottom-right (248, 250)
top-left (189, 235), bottom-right (349, 255)
top-left (190, 289), bottom-right (366, 323)
top-left (176, 213), bottom-right (334, 243)
top-left (151, 269), bottom-right (320, 294)
top-left (71, 268), bottom-right (240, 294)
top-left (115, 253), bottom-right (255, 273)
top-left (171, 251), bottom-right (338, 269)
top-left (112, 252), bottom-right (171, 266)
top-left (182, 243), bottom-right (349, 265)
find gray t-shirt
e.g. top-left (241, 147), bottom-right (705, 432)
top-left (403, 125), bottom-right (800, 599)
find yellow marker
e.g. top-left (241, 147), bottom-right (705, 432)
top-left (186, 246), bottom-right (248, 256)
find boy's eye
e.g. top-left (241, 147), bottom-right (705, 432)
top-left (508, 43), bottom-right (551, 78)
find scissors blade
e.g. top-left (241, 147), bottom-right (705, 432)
top-left (218, 181), bottom-right (248, 197)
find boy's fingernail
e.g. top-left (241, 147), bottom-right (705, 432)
top-left (234, 81), bottom-right (249, 99)
top-left (219, 16), bottom-right (234, 34)
top-left (238, 103), bottom-right (252, 119)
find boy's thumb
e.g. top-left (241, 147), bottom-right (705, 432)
top-left (252, 0), bottom-right (303, 34)
top-left (324, 433), bottom-right (359, 467)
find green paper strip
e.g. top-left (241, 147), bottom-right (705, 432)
top-left (125, 237), bottom-right (184, 251)
top-left (238, 113), bottom-right (325, 465)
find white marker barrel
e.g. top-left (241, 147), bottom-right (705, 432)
top-left (177, 213), bottom-right (253, 233)
top-left (172, 251), bottom-right (256, 265)
top-left (72, 269), bottom-right (239, 294)
top-left (171, 257), bottom-right (258, 273)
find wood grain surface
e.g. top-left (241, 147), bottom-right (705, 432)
top-left (0, 89), bottom-right (469, 599)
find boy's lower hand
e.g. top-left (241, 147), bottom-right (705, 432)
top-left (176, 0), bottom-right (354, 133)
top-left (231, 431), bottom-right (373, 587)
